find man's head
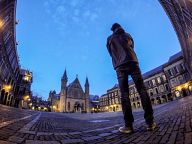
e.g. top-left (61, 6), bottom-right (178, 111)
top-left (111, 23), bottom-right (122, 32)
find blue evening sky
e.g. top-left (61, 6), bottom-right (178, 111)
top-left (16, 0), bottom-right (180, 99)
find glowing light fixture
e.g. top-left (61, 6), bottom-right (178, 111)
top-left (3, 84), bottom-right (12, 92)
top-left (0, 19), bottom-right (4, 29)
top-left (24, 73), bottom-right (32, 82)
top-left (184, 83), bottom-right (188, 88)
top-left (23, 95), bottom-right (30, 101)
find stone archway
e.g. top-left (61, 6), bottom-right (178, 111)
top-left (156, 97), bottom-right (161, 104)
top-left (133, 103), bottom-right (136, 108)
top-left (7, 94), bottom-right (12, 106)
top-left (74, 101), bottom-right (82, 112)
top-left (113, 106), bottom-right (115, 112)
top-left (2, 92), bottom-right (8, 105)
top-left (0, 90), bottom-right (5, 104)
top-left (167, 93), bottom-right (173, 101)
top-left (182, 88), bottom-right (188, 97)
top-left (10, 95), bottom-right (14, 106)
top-left (151, 98), bottom-right (155, 105)
top-left (161, 95), bottom-right (167, 103)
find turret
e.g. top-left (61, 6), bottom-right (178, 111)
top-left (61, 69), bottom-right (68, 91)
top-left (85, 76), bottom-right (90, 112)
top-left (85, 76), bottom-right (89, 94)
top-left (60, 69), bottom-right (68, 112)
top-left (48, 91), bottom-right (53, 102)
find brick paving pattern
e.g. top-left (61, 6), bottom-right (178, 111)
top-left (0, 96), bottom-right (192, 143)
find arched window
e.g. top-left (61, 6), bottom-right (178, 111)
top-left (189, 85), bottom-right (192, 92)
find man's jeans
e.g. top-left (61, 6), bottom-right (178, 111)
top-left (116, 63), bottom-right (154, 127)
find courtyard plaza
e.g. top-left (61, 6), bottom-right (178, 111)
top-left (0, 96), bottom-right (192, 144)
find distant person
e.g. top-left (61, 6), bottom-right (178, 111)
top-left (106, 23), bottom-right (156, 134)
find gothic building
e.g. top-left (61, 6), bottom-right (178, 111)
top-left (48, 69), bottom-right (90, 113)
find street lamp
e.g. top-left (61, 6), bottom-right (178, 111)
top-left (23, 95), bottom-right (30, 101)
top-left (0, 19), bottom-right (4, 31)
top-left (0, 20), bottom-right (3, 29)
top-left (3, 84), bottom-right (12, 92)
top-left (23, 72), bottom-right (32, 82)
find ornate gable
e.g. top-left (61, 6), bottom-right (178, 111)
top-left (67, 77), bottom-right (84, 99)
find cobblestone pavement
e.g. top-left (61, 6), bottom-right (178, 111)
top-left (1, 96), bottom-right (192, 144)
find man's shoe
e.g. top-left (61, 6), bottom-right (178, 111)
top-left (147, 122), bottom-right (157, 131)
top-left (119, 126), bottom-right (134, 134)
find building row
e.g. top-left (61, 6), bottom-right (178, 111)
top-left (99, 52), bottom-right (192, 112)
top-left (0, 0), bottom-right (32, 108)
top-left (159, 0), bottom-right (192, 77)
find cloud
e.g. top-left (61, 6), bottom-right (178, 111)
top-left (43, 0), bottom-right (101, 31)
top-left (56, 5), bottom-right (66, 13)
top-left (42, 0), bottom-right (152, 35)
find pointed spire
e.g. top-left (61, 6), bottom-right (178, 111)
top-left (73, 74), bottom-right (79, 82)
top-left (85, 76), bottom-right (89, 87)
top-left (62, 68), bottom-right (68, 82)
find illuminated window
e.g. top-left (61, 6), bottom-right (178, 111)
top-left (152, 79), bottom-right (156, 86)
top-left (159, 85), bottom-right (164, 93)
top-left (23, 72), bottom-right (32, 82)
top-left (157, 77), bottom-right (161, 84)
top-left (189, 85), bottom-right (192, 91)
top-left (162, 75), bottom-right (167, 81)
top-left (148, 81), bottom-right (152, 87)
top-left (175, 91), bottom-right (180, 97)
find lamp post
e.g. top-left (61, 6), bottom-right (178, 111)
top-left (0, 18), bottom-right (4, 51)
top-left (0, 19), bottom-right (3, 30)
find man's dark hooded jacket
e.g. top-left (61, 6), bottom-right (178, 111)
top-left (107, 27), bottom-right (138, 70)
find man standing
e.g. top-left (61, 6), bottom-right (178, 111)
top-left (106, 23), bottom-right (156, 134)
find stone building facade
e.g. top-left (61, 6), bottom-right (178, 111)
top-left (17, 69), bottom-right (33, 108)
top-left (159, 0), bottom-right (192, 77)
top-left (0, 0), bottom-right (32, 108)
top-left (164, 52), bottom-right (191, 98)
top-left (48, 69), bottom-right (90, 113)
top-left (89, 95), bottom-right (100, 112)
top-left (100, 51), bottom-right (192, 112)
